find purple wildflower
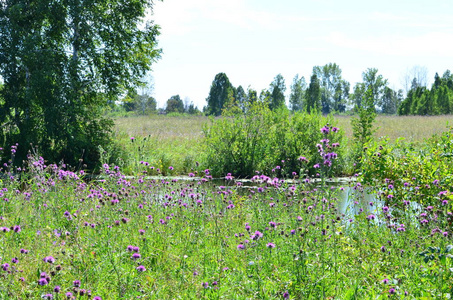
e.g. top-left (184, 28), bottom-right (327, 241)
top-left (321, 126), bottom-right (329, 134)
top-left (136, 265), bottom-right (146, 272)
top-left (251, 231), bottom-right (263, 240)
top-left (266, 242), bottom-right (276, 248)
top-left (1, 263), bottom-right (9, 271)
top-left (43, 256), bottom-right (55, 263)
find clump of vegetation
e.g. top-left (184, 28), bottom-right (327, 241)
top-left (0, 125), bottom-right (452, 299)
top-left (203, 103), bottom-right (345, 178)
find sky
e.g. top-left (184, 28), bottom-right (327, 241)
top-left (148, 0), bottom-right (453, 109)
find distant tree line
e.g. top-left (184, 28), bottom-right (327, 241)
top-left (204, 64), bottom-right (453, 116)
top-left (121, 90), bottom-right (200, 115)
top-left (398, 71), bottom-right (453, 115)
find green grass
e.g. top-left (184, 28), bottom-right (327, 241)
top-left (111, 115), bottom-right (206, 175)
top-left (0, 152), bottom-right (452, 299)
top-left (114, 114), bottom-right (452, 143)
top-left (111, 114), bottom-right (453, 176)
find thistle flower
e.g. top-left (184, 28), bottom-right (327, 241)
top-left (1, 263), bottom-right (9, 271)
top-left (266, 242), bottom-right (276, 249)
top-left (131, 253), bottom-right (141, 260)
top-left (321, 126), bottom-right (329, 134)
top-left (251, 231), bottom-right (263, 240)
top-left (136, 265), bottom-right (146, 272)
top-left (43, 256), bottom-right (55, 263)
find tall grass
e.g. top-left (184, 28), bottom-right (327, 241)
top-left (112, 114), bottom-right (452, 176)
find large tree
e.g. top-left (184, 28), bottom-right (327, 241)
top-left (166, 95), bottom-right (184, 114)
top-left (289, 74), bottom-right (306, 112)
top-left (381, 87), bottom-right (402, 115)
top-left (236, 85), bottom-right (247, 113)
top-left (305, 74), bottom-right (321, 113)
top-left (313, 63), bottom-right (349, 114)
top-left (268, 74), bottom-right (286, 110)
top-left (361, 68), bottom-right (388, 111)
top-left (205, 72), bottom-right (234, 116)
top-left (0, 0), bottom-right (161, 167)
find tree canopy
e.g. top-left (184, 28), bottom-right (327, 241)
top-left (313, 63), bottom-right (349, 114)
top-left (398, 71), bottom-right (453, 115)
top-left (289, 74), bottom-right (306, 112)
top-left (0, 0), bottom-right (161, 168)
top-left (268, 74), bottom-right (286, 110)
top-left (166, 95), bottom-right (184, 114)
top-left (205, 73), bottom-right (235, 116)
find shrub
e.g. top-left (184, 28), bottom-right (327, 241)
top-left (202, 103), bottom-right (345, 178)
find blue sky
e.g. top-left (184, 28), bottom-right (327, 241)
top-left (150, 0), bottom-right (453, 109)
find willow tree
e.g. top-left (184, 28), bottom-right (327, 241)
top-left (0, 0), bottom-right (161, 168)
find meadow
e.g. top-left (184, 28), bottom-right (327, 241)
top-left (0, 114), bottom-right (452, 299)
top-left (114, 114), bottom-right (452, 143)
top-left (112, 113), bottom-right (452, 176)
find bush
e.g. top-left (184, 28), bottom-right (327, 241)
top-left (202, 103), bottom-right (345, 178)
top-left (359, 126), bottom-right (453, 207)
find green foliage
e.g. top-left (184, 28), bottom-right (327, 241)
top-left (350, 88), bottom-right (377, 169)
top-left (306, 74), bottom-right (321, 113)
top-left (351, 88), bottom-right (376, 146)
top-left (268, 74), bottom-right (286, 110)
top-left (361, 68), bottom-right (388, 109)
top-left (205, 73), bottom-right (235, 116)
top-left (0, 0), bottom-right (161, 169)
top-left (235, 85), bottom-right (247, 112)
top-left (166, 95), bottom-right (185, 114)
top-left (123, 89), bottom-right (157, 115)
top-left (289, 74), bottom-right (306, 112)
top-left (360, 126), bottom-right (453, 207)
top-left (381, 87), bottom-right (402, 115)
top-left (1, 148), bottom-right (453, 298)
top-left (399, 71), bottom-right (453, 116)
top-left (313, 63), bottom-right (350, 114)
top-left (203, 102), bottom-right (344, 177)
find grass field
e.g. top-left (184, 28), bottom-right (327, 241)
top-left (112, 114), bottom-right (452, 176)
top-left (115, 114), bottom-right (452, 143)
